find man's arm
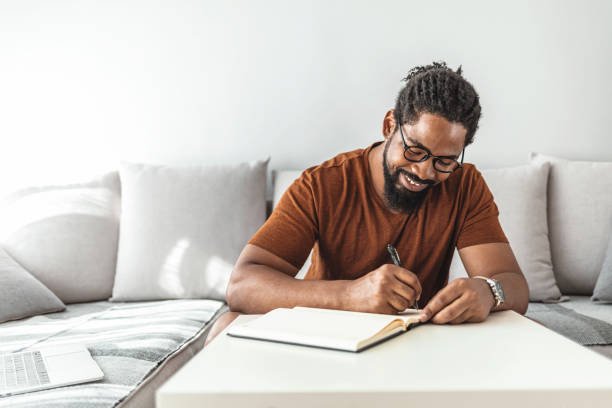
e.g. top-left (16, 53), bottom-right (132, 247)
top-left (226, 244), bottom-right (352, 314)
top-left (226, 244), bottom-right (423, 315)
top-left (459, 242), bottom-right (529, 314)
top-left (420, 242), bottom-right (529, 324)
top-left (230, 167), bottom-right (422, 315)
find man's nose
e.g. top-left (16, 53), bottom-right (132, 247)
top-left (411, 158), bottom-right (437, 182)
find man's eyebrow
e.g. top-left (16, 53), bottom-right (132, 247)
top-left (406, 137), bottom-right (459, 159)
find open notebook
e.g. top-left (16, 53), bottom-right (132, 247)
top-left (226, 307), bottom-right (422, 352)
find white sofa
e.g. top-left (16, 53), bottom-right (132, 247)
top-left (0, 161), bottom-right (267, 407)
top-left (1, 153), bottom-right (612, 407)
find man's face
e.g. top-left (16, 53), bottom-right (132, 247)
top-left (382, 112), bottom-right (467, 214)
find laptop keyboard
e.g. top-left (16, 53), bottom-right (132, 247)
top-left (0, 351), bottom-right (50, 391)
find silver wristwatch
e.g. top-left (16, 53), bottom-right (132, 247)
top-left (474, 276), bottom-right (505, 308)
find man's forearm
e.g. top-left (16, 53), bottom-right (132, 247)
top-left (226, 264), bottom-right (352, 314)
top-left (489, 271), bottom-right (529, 315)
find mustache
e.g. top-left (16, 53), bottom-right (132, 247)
top-left (397, 169), bottom-right (435, 185)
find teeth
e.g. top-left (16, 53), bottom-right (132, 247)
top-left (406, 174), bottom-right (420, 185)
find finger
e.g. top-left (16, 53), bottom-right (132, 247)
top-left (390, 280), bottom-right (418, 307)
top-left (387, 293), bottom-right (410, 313)
top-left (420, 280), bottom-right (464, 322)
top-left (391, 266), bottom-right (423, 300)
top-left (431, 294), bottom-right (471, 324)
top-left (448, 308), bottom-right (472, 325)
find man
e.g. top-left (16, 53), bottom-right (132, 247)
top-left (205, 62), bottom-right (529, 346)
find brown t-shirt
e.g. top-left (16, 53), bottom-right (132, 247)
top-left (249, 141), bottom-right (508, 304)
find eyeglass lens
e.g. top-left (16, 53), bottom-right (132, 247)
top-left (404, 146), bottom-right (459, 173)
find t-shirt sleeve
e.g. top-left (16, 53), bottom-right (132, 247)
top-left (248, 172), bottom-right (319, 269)
top-left (456, 167), bottom-right (508, 249)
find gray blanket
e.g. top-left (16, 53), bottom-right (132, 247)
top-left (526, 303), bottom-right (612, 346)
top-left (0, 299), bottom-right (225, 407)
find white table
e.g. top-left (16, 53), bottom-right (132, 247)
top-left (157, 311), bottom-right (612, 407)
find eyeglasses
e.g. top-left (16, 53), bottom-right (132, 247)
top-left (397, 122), bottom-right (465, 174)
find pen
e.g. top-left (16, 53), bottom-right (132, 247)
top-left (386, 244), bottom-right (419, 311)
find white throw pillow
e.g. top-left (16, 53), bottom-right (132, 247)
top-left (0, 172), bottom-right (121, 303)
top-left (111, 160), bottom-right (268, 301)
top-left (448, 163), bottom-right (563, 301)
top-left (530, 153), bottom-right (612, 295)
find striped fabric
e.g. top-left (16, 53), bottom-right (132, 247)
top-left (526, 302), bottom-right (612, 346)
top-left (0, 299), bottom-right (225, 407)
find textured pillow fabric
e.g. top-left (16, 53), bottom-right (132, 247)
top-left (531, 153), bottom-right (612, 295)
top-left (0, 172), bottom-right (121, 304)
top-left (111, 160), bottom-right (268, 302)
top-left (0, 247), bottom-right (65, 323)
top-left (449, 163), bottom-right (564, 302)
top-left (592, 231), bottom-right (612, 303)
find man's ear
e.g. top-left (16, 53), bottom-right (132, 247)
top-left (382, 109), bottom-right (397, 140)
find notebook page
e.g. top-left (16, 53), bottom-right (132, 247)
top-left (228, 307), bottom-right (418, 350)
top-left (295, 307), bottom-right (421, 326)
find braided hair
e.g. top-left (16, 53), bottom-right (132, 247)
top-left (394, 61), bottom-right (481, 146)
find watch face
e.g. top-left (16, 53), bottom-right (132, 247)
top-left (493, 280), bottom-right (505, 302)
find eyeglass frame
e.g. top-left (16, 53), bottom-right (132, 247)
top-left (396, 120), bottom-right (465, 174)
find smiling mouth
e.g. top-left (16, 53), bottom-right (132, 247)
top-left (400, 172), bottom-right (429, 192)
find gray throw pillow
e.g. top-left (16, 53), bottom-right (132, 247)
top-left (592, 233), bottom-right (612, 303)
top-left (0, 247), bottom-right (65, 323)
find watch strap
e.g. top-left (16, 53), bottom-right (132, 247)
top-left (473, 276), bottom-right (503, 308)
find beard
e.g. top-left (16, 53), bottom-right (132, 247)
top-left (382, 141), bottom-right (435, 215)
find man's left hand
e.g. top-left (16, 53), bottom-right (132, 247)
top-left (419, 278), bottom-right (495, 324)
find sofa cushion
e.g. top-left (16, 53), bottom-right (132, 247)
top-left (111, 160), bottom-right (268, 302)
top-left (592, 230), bottom-right (612, 303)
top-left (0, 299), bottom-right (226, 407)
top-left (0, 172), bottom-right (121, 303)
top-left (0, 248), bottom-right (65, 323)
top-left (530, 153), bottom-right (612, 295)
top-left (450, 163), bottom-right (563, 301)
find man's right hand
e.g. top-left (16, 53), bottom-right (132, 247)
top-left (345, 264), bottom-right (422, 314)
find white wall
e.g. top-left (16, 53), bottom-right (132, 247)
top-left (1, 0), bottom-right (611, 195)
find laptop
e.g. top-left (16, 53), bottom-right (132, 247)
top-left (0, 344), bottom-right (104, 397)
